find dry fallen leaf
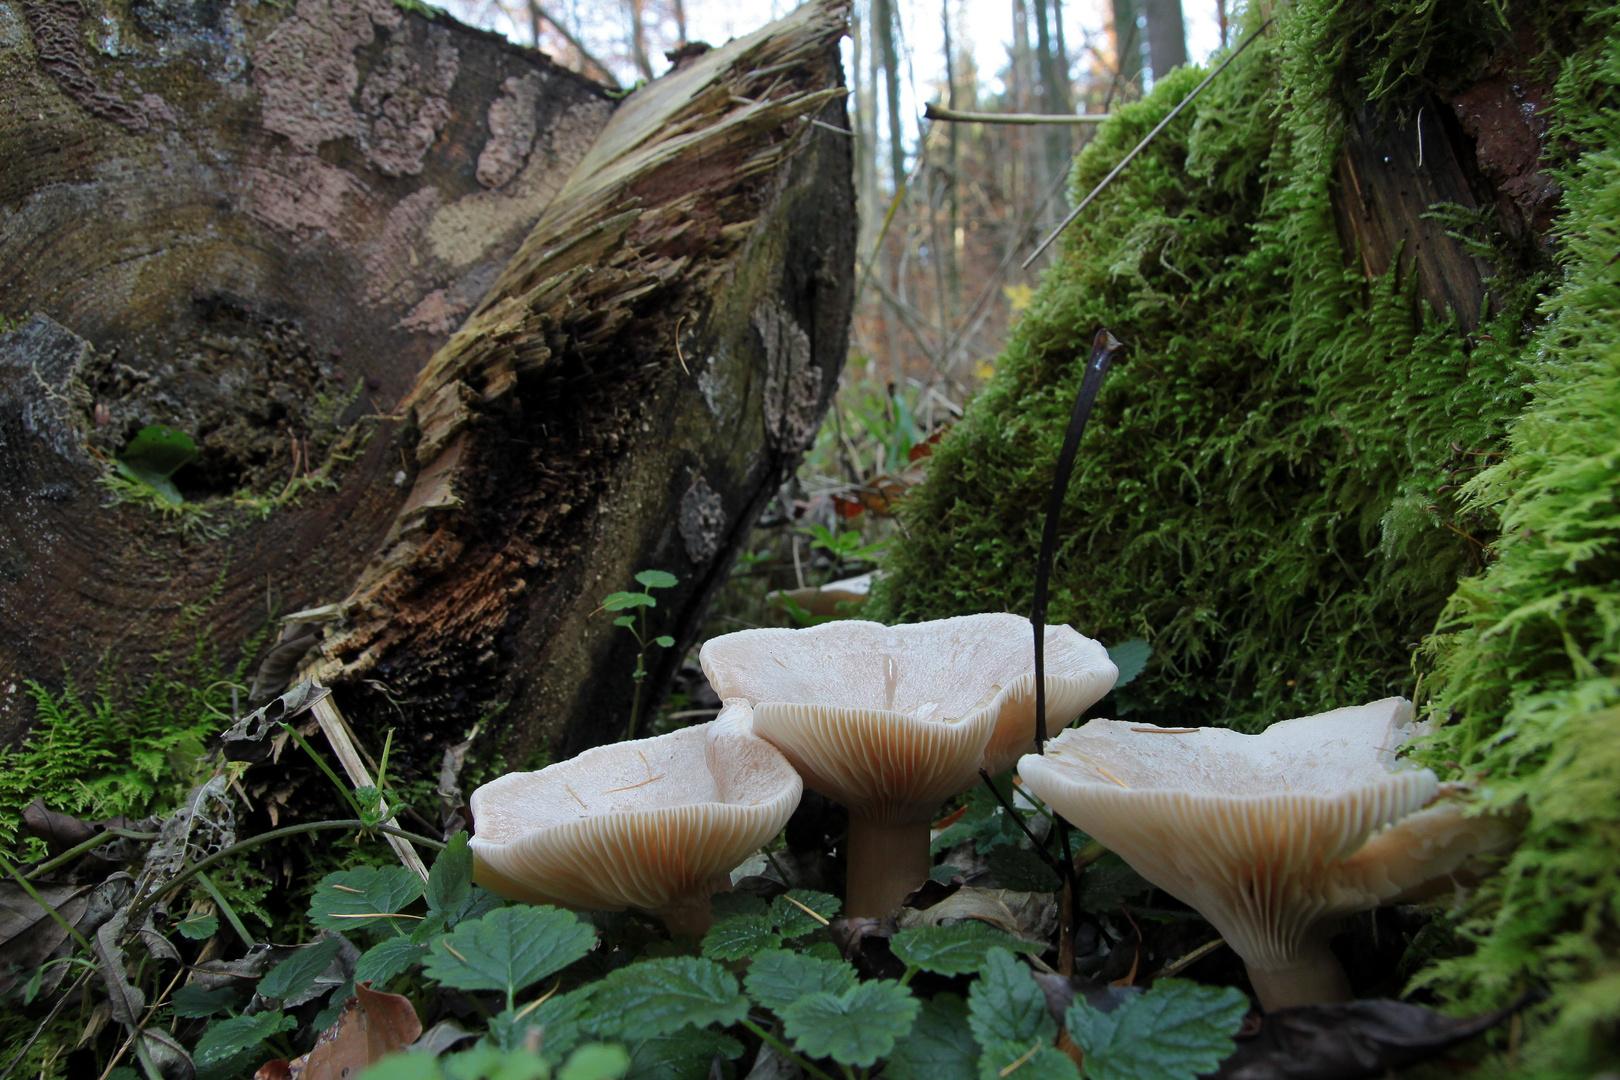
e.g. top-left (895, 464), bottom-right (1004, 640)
top-left (299, 982), bottom-right (423, 1080)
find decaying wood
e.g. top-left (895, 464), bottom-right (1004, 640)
top-left (310, 0), bottom-right (856, 763)
top-left (0, 0), bottom-right (855, 779)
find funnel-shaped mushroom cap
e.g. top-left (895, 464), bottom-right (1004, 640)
top-left (700, 614), bottom-right (1116, 820)
top-left (1018, 698), bottom-right (1513, 1008)
top-left (468, 705), bottom-right (801, 918)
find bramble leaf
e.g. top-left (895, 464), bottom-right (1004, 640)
top-left (975, 1039), bottom-right (1078, 1080)
top-left (625, 1027), bottom-right (742, 1080)
top-left (357, 936), bottom-right (429, 986)
top-left (1105, 640), bottom-right (1152, 688)
top-left (743, 949), bottom-right (856, 1014)
top-left (701, 914), bottom-right (780, 961)
top-left (424, 906), bottom-right (595, 1007)
top-left (1064, 979), bottom-right (1249, 1080)
top-left (886, 993), bottom-right (979, 1080)
top-left (171, 985), bottom-right (241, 1019)
top-left (556, 1044), bottom-right (630, 1080)
top-left (892, 923), bottom-right (1041, 975)
top-left (589, 957), bottom-right (747, 1038)
top-left (309, 866), bottom-right (425, 935)
top-left (488, 988), bottom-right (596, 1061)
top-left (428, 832), bottom-right (474, 921)
top-left (258, 937), bottom-right (345, 1000)
top-left (968, 949), bottom-right (1053, 1047)
top-left (769, 889), bottom-right (840, 940)
top-left (193, 1013), bottom-right (297, 1067)
top-left (779, 981), bottom-right (919, 1066)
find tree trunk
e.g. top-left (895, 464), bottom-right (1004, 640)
top-left (0, 0), bottom-right (855, 773)
top-left (1142, 0), bottom-right (1186, 82)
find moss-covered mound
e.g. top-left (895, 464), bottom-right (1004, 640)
top-left (872, 0), bottom-right (1620, 1073)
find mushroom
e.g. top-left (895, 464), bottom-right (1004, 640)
top-left (468, 703), bottom-right (802, 936)
top-left (1017, 697), bottom-right (1515, 1010)
top-left (699, 614), bottom-right (1116, 916)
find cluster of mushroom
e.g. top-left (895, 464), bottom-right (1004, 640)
top-left (468, 614), bottom-right (1117, 925)
top-left (468, 614), bottom-right (1513, 1013)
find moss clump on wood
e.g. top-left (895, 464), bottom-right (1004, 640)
top-left (873, 0), bottom-right (1620, 1071)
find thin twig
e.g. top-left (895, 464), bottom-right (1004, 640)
top-left (975, 770), bottom-right (1068, 882)
top-left (924, 104), bottom-right (1111, 124)
top-left (23, 828), bottom-right (160, 882)
top-left (0, 969), bottom-right (94, 1080)
top-left (1023, 17), bottom-right (1275, 268)
top-left (1146, 937), bottom-right (1227, 980)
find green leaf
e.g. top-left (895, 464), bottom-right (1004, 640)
top-left (743, 949), bottom-right (857, 1013)
top-left (429, 832), bottom-right (475, 921)
top-left (1105, 640), bottom-right (1152, 689)
top-left (424, 906), bottom-right (596, 1006)
top-left (310, 865), bottom-right (426, 935)
top-left (357, 1055), bottom-right (442, 1080)
top-left (259, 937), bottom-right (345, 1000)
top-left (557, 1044), bottom-right (630, 1080)
top-left (1064, 979), bottom-right (1249, 1080)
top-left (613, 616), bottom-right (637, 628)
top-left (443, 1046), bottom-right (550, 1080)
top-left (171, 985), bottom-right (241, 1019)
top-left (625, 1029), bottom-right (742, 1080)
top-left (489, 989), bottom-right (597, 1061)
top-left (313, 980), bottom-right (354, 1031)
top-left (701, 915), bottom-right (780, 961)
top-left (892, 924), bottom-right (1041, 976)
top-left (988, 846), bottom-right (1063, 893)
top-left (779, 981), bottom-right (919, 1067)
top-left (886, 993), bottom-right (980, 1080)
top-left (968, 949), bottom-right (1053, 1047)
top-left (634, 570), bottom-right (678, 590)
top-left (121, 425), bottom-right (198, 478)
top-left (769, 890), bottom-right (841, 940)
top-left (1076, 857), bottom-right (1153, 913)
top-left (653, 636), bottom-right (676, 648)
top-left (193, 1013), bottom-right (298, 1067)
top-left (357, 936), bottom-right (430, 986)
top-left (602, 592), bottom-right (656, 611)
top-left (710, 892), bottom-right (768, 920)
top-left (115, 459), bottom-right (184, 504)
top-left (589, 957), bottom-right (747, 1038)
top-left (176, 914), bottom-right (220, 940)
top-left (975, 1039), bottom-right (1079, 1080)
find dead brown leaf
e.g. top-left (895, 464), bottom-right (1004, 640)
top-left (299, 982), bottom-right (424, 1080)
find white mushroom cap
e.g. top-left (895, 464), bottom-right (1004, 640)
top-left (699, 613), bottom-right (1117, 819)
top-left (468, 705), bottom-right (801, 921)
top-left (1017, 698), bottom-right (1513, 1009)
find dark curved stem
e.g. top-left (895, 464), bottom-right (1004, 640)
top-left (1031, 329), bottom-right (1124, 752)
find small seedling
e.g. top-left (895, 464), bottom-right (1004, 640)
top-left (600, 570), bottom-right (679, 740)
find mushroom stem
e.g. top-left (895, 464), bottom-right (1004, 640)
top-left (647, 874), bottom-right (733, 938)
top-left (844, 816), bottom-right (933, 917)
top-left (1245, 940), bottom-right (1354, 1011)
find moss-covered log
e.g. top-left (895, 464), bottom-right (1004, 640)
top-left (0, 0), bottom-right (854, 770)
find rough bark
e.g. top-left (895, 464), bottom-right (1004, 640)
top-left (0, 0), bottom-right (856, 772)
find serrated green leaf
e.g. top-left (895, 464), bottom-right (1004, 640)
top-left (177, 914), bottom-right (220, 940)
top-left (1076, 857), bottom-right (1153, 914)
top-left (313, 980), bottom-right (354, 1031)
top-left (357, 936), bottom-right (429, 986)
top-left (602, 592), bottom-right (656, 611)
top-left (701, 915), bottom-right (780, 961)
top-left (780, 981), bottom-right (919, 1067)
top-left (1064, 979), bottom-right (1249, 1080)
top-left (429, 832), bottom-right (474, 921)
top-left (590, 958), bottom-right (747, 1038)
top-left (193, 1013), bottom-right (297, 1067)
top-left (969, 949), bottom-right (1054, 1047)
top-left (886, 993), bottom-right (979, 1080)
top-left (357, 1054), bottom-right (442, 1080)
top-left (310, 865), bottom-right (426, 935)
top-left (625, 1028), bottom-right (742, 1080)
top-left (988, 846), bottom-right (1063, 893)
top-left (976, 1039), bottom-right (1079, 1080)
top-left (743, 949), bottom-right (857, 1014)
top-left (425, 906), bottom-right (595, 1008)
top-left (171, 985), bottom-right (241, 1018)
top-left (1105, 640), bottom-right (1152, 688)
top-left (653, 636), bottom-right (675, 648)
top-left (557, 1044), bottom-right (630, 1080)
top-left (634, 570), bottom-right (678, 590)
top-left (490, 989), bottom-right (597, 1061)
top-left (259, 937), bottom-right (345, 1001)
top-left (443, 1046), bottom-right (550, 1080)
top-left (769, 890), bottom-right (840, 939)
top-left (892, 924), bottom-right (1041, 976)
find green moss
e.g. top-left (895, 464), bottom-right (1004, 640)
top-left (873, 8), bottom-right (1538, 734)
top-left (874, 0), bottom-right (1620, 1068)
